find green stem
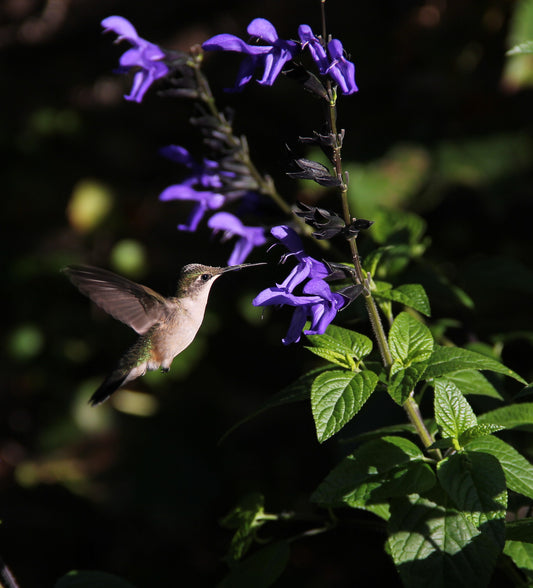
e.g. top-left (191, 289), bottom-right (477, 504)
top-left (326, 87), bottom-right (439, 455)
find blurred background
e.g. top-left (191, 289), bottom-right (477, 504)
top-left (1, 0), bottom-right (532, 586)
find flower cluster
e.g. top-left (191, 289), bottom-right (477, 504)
top-left (253, 226), bottom-right (347, 344)
top-left (202, 18), bottom-right (358, 96)
top-left (157, 145), bottom-right (266, 265)
top-left (101, 14), bottom-right (360, 341)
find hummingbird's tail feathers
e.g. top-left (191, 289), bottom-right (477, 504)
top-left (89, 370), bottom-right (129, 406)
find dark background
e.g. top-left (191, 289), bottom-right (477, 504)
top-left (1, 0), bottom-right (532, 586)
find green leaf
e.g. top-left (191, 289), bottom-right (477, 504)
top-left (311, 436), bottom-right (435, 516)
top-left (374, 283), bottom-right (431, 317)
top-left (458, 424), bottom-right (505, 446)
top-left (441, 370), bottom-right (503, 400)
top-left (388, 363), bottom-right (428, 405)
top-left (434, 378), bottom-right (477, 439)
top-left (218, 367), bottom-right (326, 443)
top-left (311, 369), bottom-right (378, 442)
top-left (423, 345), bottom-right (525, 383)
top-left (364, 244), bottom-right (422, 279)
top-left (218, 541), bottom-right (290, 588)
top-left (478, 402), bottom-right (533, 430)
top-left (389, 312), bottom-right (434, 366)
top-left (349, 422), bottom-right (418, 443)
top-left (387, 493), bottom-right (503, 588)
top-left (304, 346), bottom-right (355, 369)
top-left (362, 204), bottom-right (428, 247)
top-left (437, 451), bottom-right (506, 549)
top-left (55, 571), bottom-right (136, 588)
top-left (306, 324), bottom-right (373, 360)
top-left (220, 493), bottom-right (267, 562)
top-left (504, 541), bottom-right (533, 580)
top-left (506, 519), bottom-right (533, 543)
top-left (467, 435), bottom-right (533, 500)
top-left (507, 40), bottom-right (533, 55)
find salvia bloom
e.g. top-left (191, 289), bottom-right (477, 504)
top-left (208, 212), bottom-right (267, 266)
top-left (202, 18), bottom-right (299, 91)
top-left (271, 225), bottom-right (329, 291)
top-left (298, 25), bottom-right (358, 95)
top-left (253, 226), bottom-right (346, 344)
top-left (159, 145), bottom-right (229, 231)
top-left (101, 16), bottom-right (170, 103)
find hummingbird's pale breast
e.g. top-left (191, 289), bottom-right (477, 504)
top-left (148, 294), bottom-right (210, 370)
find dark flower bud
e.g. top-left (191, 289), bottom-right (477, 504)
top-left (322, 260), bottom-right (357, 281)
top-left (336, 284), bottom-right (364, 308)
top-left (298, 132), bottom-right (337, 148)
top-left (287, 158), bottom-right (341, 187)
top-left (344, 218), bottom-right (374, 238)
top-left (295, 202), bottom-right (344, 239)
top-left (283, 64), bottom-right (329, 99)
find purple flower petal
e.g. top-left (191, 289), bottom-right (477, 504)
top-left (271, 225), bottom-right (304, 255)
top-left (208, 212), bottom-right (266, 265)
top-left (247, 18), bottom-right (279, 44)
top-left (159, 145), bottom-right (195, 166)
top-left (298, 25), bottom-right (329, 74)
top-left (202, 18), bottom-right (299, 91)
top-left (326, 39), bottom-right (358, 95)
top-left (202, 34), bottom-right (270, 55)
top-left (101, 15), bottom-right (169, 103)
top-left (253, 226), bottom-right (345, 344)
top-left (283, 307), bottom-right (308, 345)
top-left (101, 16), bottom-right (138, 41)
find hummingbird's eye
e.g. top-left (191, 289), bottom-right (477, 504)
top-left (201, 273), bottom-right (211, 282)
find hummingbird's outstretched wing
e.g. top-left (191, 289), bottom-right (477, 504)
top-left (63, 265), bottom-right (170, 334)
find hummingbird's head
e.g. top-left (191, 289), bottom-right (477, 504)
top-left (176, 264), bottom-right (225, 297)
top-left (176, 262), bottom-right (266, 298)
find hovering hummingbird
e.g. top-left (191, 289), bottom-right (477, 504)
top-left (63, 262), bottom-right (264, 405)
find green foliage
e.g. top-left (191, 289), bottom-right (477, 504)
top-left (387, 492), bottom-right (503, 588)
top-left (478, 402), bottom-right (533, 430)
top-left (387, 313), bottom-right (433, 404)
top-left (305, 324), bottom-right (373, 370)
top-left (434, 379), bottom-right (477, 441)
top-left (218, 541), bottom-right (290, 588)
top-left (36, 4), bottom-right (533, 586)
top-left (467, 436), bottom-right (533, 501)
top-left (311, 369), bottom-right (378, 442)
top-left (373, 282), bottom-right (431, 317)
top-left (311, 436), bottom-right (435, 517)
top-left (55, 571), bottom-right (137, 588)
top-left (220, 493), bottom-right (269, 562)
top-left (423, 345), bottom-right (525, 383)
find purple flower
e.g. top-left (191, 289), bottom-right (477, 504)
top-left (101, 16), bottom-right (170, 103)
top-left (160, 185), bottom-right (225, 231)
top-left (298, 25), bottom-right (358, 95)
top-left (253, 278), bottom-right (346, 345)
top-left (271, 225), bottom-right (329, 292)
top-left (208, 212), bottom-right (267, 265)
top-left (202, 18), bottom-right (299, 91)
top-left (252, 225), bottom-right (345, 344)
top-left (159, 145), bottom-right (231, 231)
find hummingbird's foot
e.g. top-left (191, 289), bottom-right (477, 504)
top-left (161, 367), bottom-right (170, 373)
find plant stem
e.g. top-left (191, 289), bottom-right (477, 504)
top-left (0, 557), bottom-right (19, 588)
top-left (326, 88), bottom-right (439, 455)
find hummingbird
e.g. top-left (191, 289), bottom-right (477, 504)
top-left (63, 262), bottom-right (264, 405)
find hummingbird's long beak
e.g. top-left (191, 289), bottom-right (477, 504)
top-left (222, 262), bottom-right (267, 273)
